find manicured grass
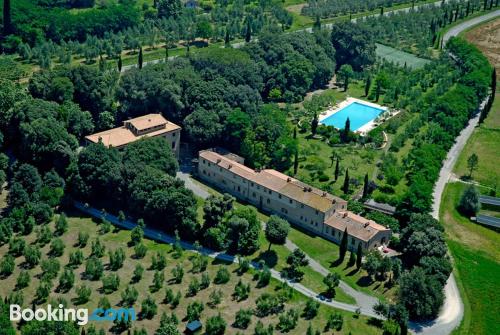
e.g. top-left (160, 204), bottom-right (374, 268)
top-left (0, 210), bottom-right (383, 334)
top-left (440, 182), bottom-right (500, 335)
top-left (454, 90), bottom-right (500, 188)
top-left (287, 226), bottom-right (398, 302)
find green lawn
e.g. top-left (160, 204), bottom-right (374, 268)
top-left (287, 226), bottom-right (398, 302)
top-left (454, 90), bottom-right (500, 189)
top-left (440, 182), bottom-right (500, 335)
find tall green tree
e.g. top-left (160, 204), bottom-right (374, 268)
top-left (265, 216), bottom-right (290, 251)
top-left (342, 168), bottom-right (350, 194)
top-left (467, 153), bottom-right (478, 178)
top-left (3, 0), bottom-right (12, 36)
top-left (362, 173), bottom-right (369, 198)
top-left (458, 185), bottom-right (480, 216)
top-left (334, 158), bottom-right (340, 181)
top-left (157, 0), bottom-right (182, 19)
top-left (138, 47), bottom-right (143, 69)
top-left (245, 18), bottom-right (252, 42)
top-left (338, 64), bottom-right (353, 91)
top-left (339, 228), bottom-right (348, 262)
top-left (356, 243), bottom-right (363, 270)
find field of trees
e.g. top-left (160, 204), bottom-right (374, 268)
top-left (0, 209), bottom-right (386, 334)
top-left (0, 0), bottom-right (497, 333)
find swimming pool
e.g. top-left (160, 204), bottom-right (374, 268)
top-left (320, 101), bottom-right (385, 131)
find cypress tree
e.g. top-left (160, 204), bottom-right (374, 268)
top-left (334, 158), bottom-right (340, 181)
top-left (165, 44), bottom-right (169, 59)
top-left (362, 173), bottom-right (369, 198)
top-left (293, 150), bottom-right (299, 175)
top-left (348, 250), bottom-right (356, 266)
top-left (466, 1), bottom-right (470, 16)
top-left (311, 113), bottom-right (319, 136)
top-left (245, 18), bottom-right (252, 43)
top-left (339, 228), bottom-right (348, 262)
top-left (3, 0), bottom-right (12, 35)
top-left (117, 56), bottom-right (122, 72)
top-left (293, 126), bottom-right (297, 139)
top-left (224, 28), bottom-right (230, 46)
top-left (313, 15), bottom-right (321, 31)
top-left (138, 47), bottom-right (143, 69)
top-left (364, 75), bottom-right (372, 97)
top-left (341, 118), bottom-right (350, 142)
top-left (380, 6), bottom-right (384, 15)
top-left (342, 168), bottom-right (350, 194)
top-left (356, 244), bottom-right (363, 270)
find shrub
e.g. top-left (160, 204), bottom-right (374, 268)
top-left (206, 314), bottom-right (226, 335)
top-left (186, 301), bottom-right (204, 322)
top-left (141, 296), bottom-right (157, 319)
top-left (102, 273), bottom-right (120, 294)
top-left (277, 308), bottom-right (299, 332)
top-left (234, 308), bottom-right (252, 329)
top-left (49, 238), bottom-right (65, 257)
top-left (85, 257), bottom-right (104, 280)
top-left (213, 267), bottom-right (230, 284)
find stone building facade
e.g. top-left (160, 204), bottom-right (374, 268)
top-left (198, 148), bottom-right (391, 251)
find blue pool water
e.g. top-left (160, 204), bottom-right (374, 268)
top-left (320, 102), bottom-right (385, 131)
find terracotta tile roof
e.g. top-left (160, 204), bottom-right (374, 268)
top-left (199, 150), bottom-right (346, 212)
top-left (324, 211), bottom-right (390, 242)
top-left (85, 114), bottom-right (180, 148)
top-left (125, 114), bottom-right (170, 131)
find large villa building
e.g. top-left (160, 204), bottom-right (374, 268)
top-left (85, 114), bottom-right (181, 156)
top-left (198, 148), bottom-right (391, 251)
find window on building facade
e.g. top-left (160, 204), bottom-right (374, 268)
top-left (278, 194), bottom-right (282, 199)
top-left (289, 199), bottom-right (293, 204)
top-left (171, 142), bottom-right (175, 149)
top-left (267, 199), bottom-right (270, 204)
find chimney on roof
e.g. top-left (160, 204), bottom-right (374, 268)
top-left (308, 187), bottom-right (312, 192)
top-left (228, 164), bottom-right (233, 169)
top-left (332, 199), bottom-right (336, 204)
top-left (216, 158), bottom-right (221, 163)
top-left (364, 222), bottom-right (370, 228)
top-left (287, 177), bottom-right (291, 182)
top-left (322, 192), bottom-right (326, 197)
top-left (343, 212), bottom-right (348, 218)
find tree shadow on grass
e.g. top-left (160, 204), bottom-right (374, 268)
top-left (252, 250), bottom-right (278, 269)
top-left (329, 258), bottom-right (343, 268)
top-left (356, 275), bottom-right (375, 288)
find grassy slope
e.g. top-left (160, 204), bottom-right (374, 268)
top-left (440, 183), bottom-right (500, 335)
top-left (454, 90), bottom-right (500, 188)
top-left (0, 211), bottom-right (383, 334)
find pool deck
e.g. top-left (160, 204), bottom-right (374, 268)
top-left (319, 97), bottom-right (389, 134)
